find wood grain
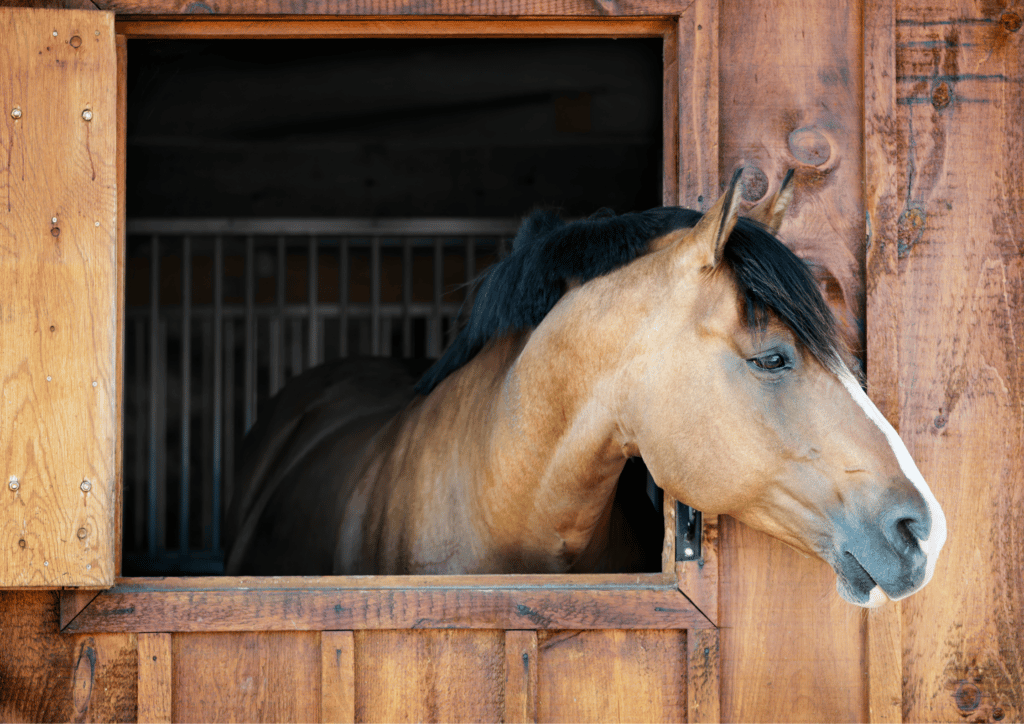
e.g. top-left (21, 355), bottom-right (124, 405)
top-left (536, 629), bottom-right (687, 723)
top-left (674, 0), bottom-right (718, 209)
top-left (354, 629), bottom-right (504, 723)
top-left (137, 633), bottom-right (171, 724)
top-left (115, 16), bottom-right (676, 39)
top-left (717, 0), bottom-right (869, 720)
top-left (65, 575), bottom-right (712, 632)
top-left (504, 630), bottom-right (539, 724)
top-left (321, 630), bottom-right (355, 724)
top-left (687, 627), bottom-right (720, 724)
top-left (0, 7), bottom-right (119, 587)
top-left (101, 0), bottom-right (691, 15)
top-left (890, 3), bottom-right (1024, 722)
top-left (675, 513), bottom-right (719, 627)
top-left (0, 591), bottom-right (137, 722)
top-left (172, 631), bottom-right (320, 722)
top-left (863, 2), bottom-right (903, 721)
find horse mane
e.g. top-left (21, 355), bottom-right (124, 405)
top-left (415, 206), bottom-right (841, 395)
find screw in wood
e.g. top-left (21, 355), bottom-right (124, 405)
top-left (77, 527), bottom-right (88, 540)
top-left (81, 109), bottom-right (93, 122)
top-left (8, 476), bottom-right (19, 491)
top-left (10, 108), bottom-right (22, 120)
top-left (80, 479), bottom-right (92, 493)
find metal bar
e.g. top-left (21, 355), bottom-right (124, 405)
top-left (270, 236), bottom-right (285, 395)
top-left (133, 319), bottom-right (146, 551)
top-left (126, 301), bottom-right (465, 319)
top-left (180, 235), bottom-right (192, 556)
top-left (430, 236), bottom-right (443, 358)
top-left (156, 319), bottom-right (167, 554)
top-left (465, 235), bottom-right (477, 314)
top-left (244, 235), bottom-right (255, 433)
top-left (223, 320), bottom-right (235, 511)
top-left (370, 235), bottom-right (381, 356)
top-left (338, 238), bottom-right (348, 358)
top-left (308, 234), bottom-right (319, 366)
top-left (402, 236), bottom-right (412, 358)
top-left (147, 235), bottom-right (160, 556)
top-left (128, 217), bottom-right (521, 237)
top-left (290, 318), bottom-right (303, 375)
top-left (211, 234), bottom-right (223, 553)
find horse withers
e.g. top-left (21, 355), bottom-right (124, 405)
top-left (226, 170), bottom-right (946, 608)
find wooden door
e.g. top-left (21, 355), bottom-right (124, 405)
top-left (0, 6), bottom-right (120, 587)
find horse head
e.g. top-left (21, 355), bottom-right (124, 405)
top-left (619, 170), bottom-right (946, 607)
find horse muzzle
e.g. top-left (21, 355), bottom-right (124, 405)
top-left (828, 479), bottom-right (941, 608)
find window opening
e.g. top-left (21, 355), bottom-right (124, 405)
top-left (123, 38), bottom-right (664, 575)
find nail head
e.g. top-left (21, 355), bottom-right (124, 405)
top-left (8, 477), bottom-right (19, 491)
top-left (51, 217), bottom-right (57, 224)
top-left (52, 30), bottom-right (58, 37)
top-left (92, 381), bottom-right (98, 387)
top-left (81, 109), bottom-right (93, 122)
top-left (70, 35), bottom-right (82, 48)
top-left (10, 108), bottom-right (22, 120)
top-left (80, 479), bottom-right (92, 493)
top-left (77, 527), bottom-right (88, 539)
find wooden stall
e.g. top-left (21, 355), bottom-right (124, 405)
top-left (1, 1), bottom-right (1021, 722)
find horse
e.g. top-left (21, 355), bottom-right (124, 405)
top-left (225, 169), bottom-right (947, 608)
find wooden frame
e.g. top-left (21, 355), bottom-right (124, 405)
top-left (57, 10), bottom-right (721, 640)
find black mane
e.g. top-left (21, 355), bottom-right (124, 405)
top-left (415, 206), bottom-right (841, 394)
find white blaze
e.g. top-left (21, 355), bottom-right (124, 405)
top-left (837, 366), bottom-right (948, 607)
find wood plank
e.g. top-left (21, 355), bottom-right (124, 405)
top-left (863, 3), bottom-right (903, 721)
top-left (65, 577), bottom-right (712, 632)
top-left (890, 4), bottom-right (1024, 722)
top-left (687, 628), bottom-right (720, 724)
top-left (536, 629), bottom-right (686, 723)
top-left (321, 631), bottom-right (355, 724)
top-left (114, 31), bottom-right (127, 580)
top-left (354, 629), bottom-right (504, 723)
top-left (674, 0), bottom-right (718, 209)
top-left (661, 23), bottom-right (679, 207)
top-left (60, 588), bottom-right (101, 630)
top-left (675, 513), bottom-right (719, 626)
top-left (504, 630), bottom-right (539, 724)
top-left (0, 7), bottom-right (119, 587)
top-left (172, 632), bottom-right (320, 723)
top-left (0, 591), bottom-right (137, 722)
top-left (102, 0), bottom-right (691, 15)
top-left (137, 633), bottom-right (171, 724)
top-left (717, 0), bottom-right (869, 720)
top-left (116, 16), bottom-right (676, 39)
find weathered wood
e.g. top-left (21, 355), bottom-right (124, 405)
top-left (114, 32), bottom-right (127, 580)
top-left (136, 633), bottom-right (171, 724)
top-left (172, 631), bottom-right (320, 722)
top-left (717, 0), bottom-right (869, 720)
top-left (504, 630), bottom-right (539, 724)
top-left (0, 7), bottom-right (119, 587)
top-left (889, 3), bottom-right (1024, 722)
top-left (674, 0), bottom-right (718, 209)
top-left (64, 574), bottom-right (712, 632)
top-left (354, 629), bottom-right (504, 723)
top-left (687, 628), bottom-right (720, 724)
top-left (115, 16), bottom-right (676, 39)
top-left (536, 629), bottom-right (687, 723)
top-left (101, 0), bottom-right (691, 14)
top-left (321, 630), bottom-right (356, 724)
top-left (675, 513), bottom-right (719, 627)
top-left (60, 587), bottom-right (100, 629)
top-left (863, 2), bottom-right (904, 719)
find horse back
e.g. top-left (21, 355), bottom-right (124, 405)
top-left (224, 357), bottom-right (433, 575)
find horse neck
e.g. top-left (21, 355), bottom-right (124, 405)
top-left (476, 303), bottom-right (632, 570)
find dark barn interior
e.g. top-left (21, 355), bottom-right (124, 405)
top-left (122, 37), bottom-right (665, 575)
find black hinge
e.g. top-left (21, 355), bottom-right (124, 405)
top-left (645, 467), bottom-right (702, 563)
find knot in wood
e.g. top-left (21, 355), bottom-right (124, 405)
top-left (788, 127), bottom-right (831, 167)
top-left (931, 82), bottom-right (951, 109)
top-left (953, 681), bottom-right (981, 712)
top-left (738, 166), bottom-right (769, 202)
top-left (1001, 12), bottom-right (1022, 31)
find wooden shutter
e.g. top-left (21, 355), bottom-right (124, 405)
top-left (0, 7), bottom-right (119, 587)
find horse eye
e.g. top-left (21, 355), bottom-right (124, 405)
top-left (752, 353), bottom-right (788, 371)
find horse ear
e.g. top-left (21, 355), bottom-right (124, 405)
top-left (687, 167), bottom-right (744, 268)
top-left (747, 168), bottom-right (795, 233)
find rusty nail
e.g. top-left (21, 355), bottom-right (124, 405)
top-left (932, 82), bottom-right (951, 109)
top-left (993, 707), bottom-right (1005, 720)
top-left (77, 527), bottom-right (87, 539)
top-left (10, 108), bottom-right (22, 120)
top-left (18, 539), bottom-right (26, 548)
top-left (81, 109), bottom-right (93, 122)
top-left (8, 476), bottom-right (19, 491)
top-left (80, 479), bottom-right (92, 493)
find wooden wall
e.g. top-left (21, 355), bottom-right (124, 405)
top-left (1, 1), bottom-right (1022, 723)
